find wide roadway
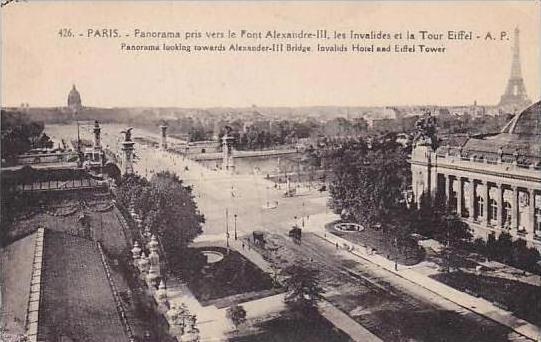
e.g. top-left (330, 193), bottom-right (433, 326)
top-left (47, 123), bottom-right (329, 241)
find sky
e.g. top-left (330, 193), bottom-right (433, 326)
top-left (1, 1), bottom-right (540, 108)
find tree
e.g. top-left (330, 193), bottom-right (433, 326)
top-left (328, 137), bottom-right (410, 227)
top-left (486, 232), bottom-right (498, 261)
top-left (511, 239), bottom-right (539, 271)
top-left (116, 172), bottom-right (204, 266)
top-left (1, 110), bottom-right (52, 163)
top-left (439, 213), bottom-right (473, 272)
top-left (226, 305), bottom-right (247, 332)
top-left (495, 232), bottom-right (513, 264)
top-left (282, 264), bottom-right (325, 318)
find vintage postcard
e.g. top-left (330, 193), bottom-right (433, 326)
top-left (1, 1), bottom-right (540, 341)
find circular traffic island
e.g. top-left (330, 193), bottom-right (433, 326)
top-left (334, 222), bottom-right (364, 232)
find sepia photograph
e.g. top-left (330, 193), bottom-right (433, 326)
top-left (1, 1), bottom-right (540, 341)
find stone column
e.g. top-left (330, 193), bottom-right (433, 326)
top-left (511, 186), bottom-right (519, 230)
top-left (457, 177), bottom-right (463, 217)
top-left (93, 120), bottom-right (101, 148)
top-left (429, 165), bottom-right (437, 200)
top-left (160, 124), bottom-right (168, 151)
top-left (483, 181), bottom-right (489, 225)
top-left (468, 179), bottom-right (475, 221)
top-left (529, 189), bottom-right (536, 236)
top-left (444, 174), bottom-right (450, 208)
top-left (496, 184), bottom-right (503, 228)
top-left (121, 141), bottom-right (135, 175)
top-left (222, 131), bottom-right (235, 173)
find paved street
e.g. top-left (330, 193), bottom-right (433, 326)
top-left (48, 123), bottom-right (328, 241)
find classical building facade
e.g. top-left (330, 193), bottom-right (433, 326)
top-left (411, 101), bottom-right (541, 249)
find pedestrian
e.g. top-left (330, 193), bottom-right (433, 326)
top-left (242, 242), bottom-right (245, 250)
top-left (335, 242), bottom-right (339, 249)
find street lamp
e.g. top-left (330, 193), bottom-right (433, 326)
top-left (234, 214), bottom-right (238, 240)
top-left (302, 202), bottom-right (305, 228)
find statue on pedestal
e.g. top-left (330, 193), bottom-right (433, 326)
top-left (131, 241), bottom-right (142, 267)
top-left (120, 127), bottom-right (133, 142)
top-left (412, 111), bottom-right (438, 149)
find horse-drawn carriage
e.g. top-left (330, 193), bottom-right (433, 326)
top-left (288, 225), bottom-right (302, 243)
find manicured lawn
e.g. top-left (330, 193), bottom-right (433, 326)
top-left (326, 220), bottom-right (425, 266)
top-left (229, 312), bottom-right (351, 342)
top-left (431, 271), bottom-right (541, 326)
top-left (180, 247), bottom-right (275, 304)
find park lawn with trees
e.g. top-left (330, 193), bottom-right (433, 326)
top-left (326, 134), bottom-right (425, 262)
top-left (328, 135), bottom-right (411, 228)
top-left (227, 264), bottom-right (350, 342)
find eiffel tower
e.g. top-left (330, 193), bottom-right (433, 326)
top-left (498, 27), bottom-right (531, 110)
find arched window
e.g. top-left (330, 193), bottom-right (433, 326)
top-left (476, 196), bottom-right (484, 219)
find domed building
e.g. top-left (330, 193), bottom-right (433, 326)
top-left (67, 84), bottom-right (82, 113)
top-left (411, 101), bottom-right (541, 248)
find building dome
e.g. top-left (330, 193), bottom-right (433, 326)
top-left (500, 101), bottom-right (540, 135)
top-left (67, 84), bottom-right (82, 111)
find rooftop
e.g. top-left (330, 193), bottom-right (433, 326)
top-left (38, 231), bottom-right (128, 341)
top-left (501, 101), bottom-right (541, 136)
top-left (0, 229), bottom-right (129, 342)
top-left (437, 101), bottom-right (541, 166)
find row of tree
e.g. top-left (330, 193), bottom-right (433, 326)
top-left (472, 232), bottom-right (540, 273)
top-left (165, 116), bottom-right (373, 147)
top-left (1, 110), bottom-right (53, 164)
top-left (116, 172), bottom-right (205, 265)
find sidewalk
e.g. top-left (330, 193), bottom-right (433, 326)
top-left (319, 300), bottom-right (382, 342)
top-left (311, 222), bottom-right (541, 341)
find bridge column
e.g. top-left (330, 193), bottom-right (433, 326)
top-left (222, 128), bottom-right (235, 174)
top-left (160, 124), bottom-right (168, 151)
